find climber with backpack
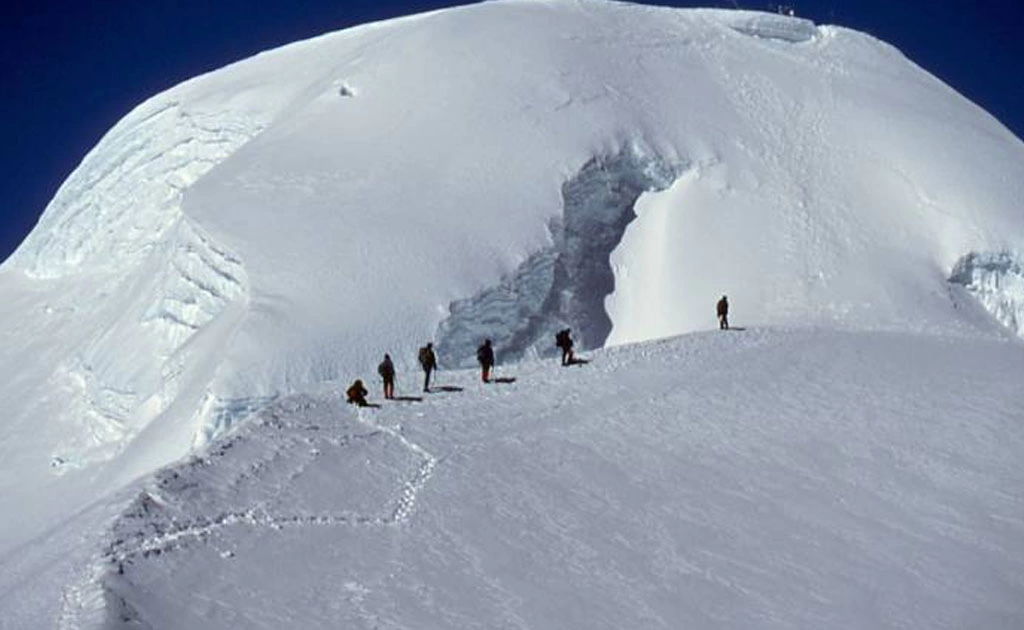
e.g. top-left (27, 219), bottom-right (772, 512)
top-left (555, 328), bottom-right (575, 366)
top-left (377, 354), bottom-right (395, 399)
top-left (418, 342), bottom-right (438, 393)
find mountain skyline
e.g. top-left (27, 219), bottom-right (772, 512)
top-left (2, 0), bottom-right (1022, 264)
top-left (1, 2), bottom-right (1023, 625)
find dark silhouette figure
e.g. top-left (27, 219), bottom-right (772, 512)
top-left (717, 295), bottom-right (730, 330)
top-left (346, 379), bottom-right (370, 406)
top-left (555, 328), bottom-right (575, 366)
top-left (377, 354), bottom-right (395, 399)
top-left (476, 339), bottom-right (495, 383)
top-left (418, 342), bottom-right (437, 392)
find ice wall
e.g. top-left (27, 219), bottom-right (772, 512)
top-left (435, 148), bottom-right (682, 367)
top-left (950, 252), bottom-right (1024, 340)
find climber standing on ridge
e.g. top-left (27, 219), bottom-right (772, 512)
top-left (717, 295), bottom-right (730, 330)
top-left (346, 379), bottom-right (370, 407)
top-left (418, 342), bottom-right (437, 393)
top-left (555, 328), bottom-right (575, 366)
top-left (476, 339), bottom-right (495, 383)
top-left (377, 354), bottom-right (396, 399)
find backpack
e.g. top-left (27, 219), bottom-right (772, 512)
top-left (418, 347), bottom-right (431, 368)
top-left (555, 329), bottom-right (570, 348)
top-left (476, 344), bottom-right (492, 365)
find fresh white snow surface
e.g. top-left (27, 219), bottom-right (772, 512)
top-left (2, 0), bottom-right (1024, 626)
top-left (5, 328), bottom-right (1024, 628)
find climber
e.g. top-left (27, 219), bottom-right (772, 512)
top-left (717, 295), bottom-right (729, 330)
top-left (377, 354), bottom-right (395, 399)
top-left (346, 379), bottom-right (370, 406)
top-left (476, 339), bottom-right (495, 383)
top-left (418, 342), bottom-right (437, 393)
top-left (555, 328), bottom-right (575, 366)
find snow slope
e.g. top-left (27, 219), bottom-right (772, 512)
top-left (2, 0), bottom-right (1024, 625)
top-left (5, 328), bottom-right (1024, 628)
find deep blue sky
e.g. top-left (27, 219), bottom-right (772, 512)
top-left (2, 0), bottom-right (1022, 263)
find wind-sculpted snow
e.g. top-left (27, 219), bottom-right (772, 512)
top-left (723, 12), bottom-right (820, 43)
top-left (7, 101), bottom-right (268, 277)
top-left (142, 220), bottom-right (248, 352)
top-left (38, 328), bottom-right (1024, 630)
top-left (43, 218), bottom-right (251, 474)
top-left (0, 86), bottom-right (270, 479)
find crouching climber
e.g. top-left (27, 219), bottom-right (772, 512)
top-left (346, 379), bottom-right (370, 407)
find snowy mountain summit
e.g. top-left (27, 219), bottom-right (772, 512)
top-left (1, 1), bottom-right (1023, 627)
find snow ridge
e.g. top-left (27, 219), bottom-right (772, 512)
top-left (53, 328), bottom-right (1024, 629)
top-left (8, 101), bottom-right (267, 277)
top-left (10, 93), bottom-right (263, 473)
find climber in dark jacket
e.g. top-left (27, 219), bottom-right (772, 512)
top-left (476, 339), bottom-right (495, 383)
top-left (717, 295), bottom-right (729, 330)
top-left (555, 328), bottom-right (575, 366)
top-left (418, 343), bottom-right (437, 392)
top-left (346, 379), bottom-right (369, 406)
top-left (377, 354), bottom-right (395, 399)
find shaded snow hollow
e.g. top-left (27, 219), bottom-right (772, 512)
top-left (1, 0), bottom-right (1024, 625)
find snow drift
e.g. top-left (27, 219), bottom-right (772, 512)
top-left (1, 0), bottom-right (1024, 612)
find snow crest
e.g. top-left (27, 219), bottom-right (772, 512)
top-left (9, 100), bottom-right (268, 277)
top-left (4, 87), bottom-right (276, 473)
